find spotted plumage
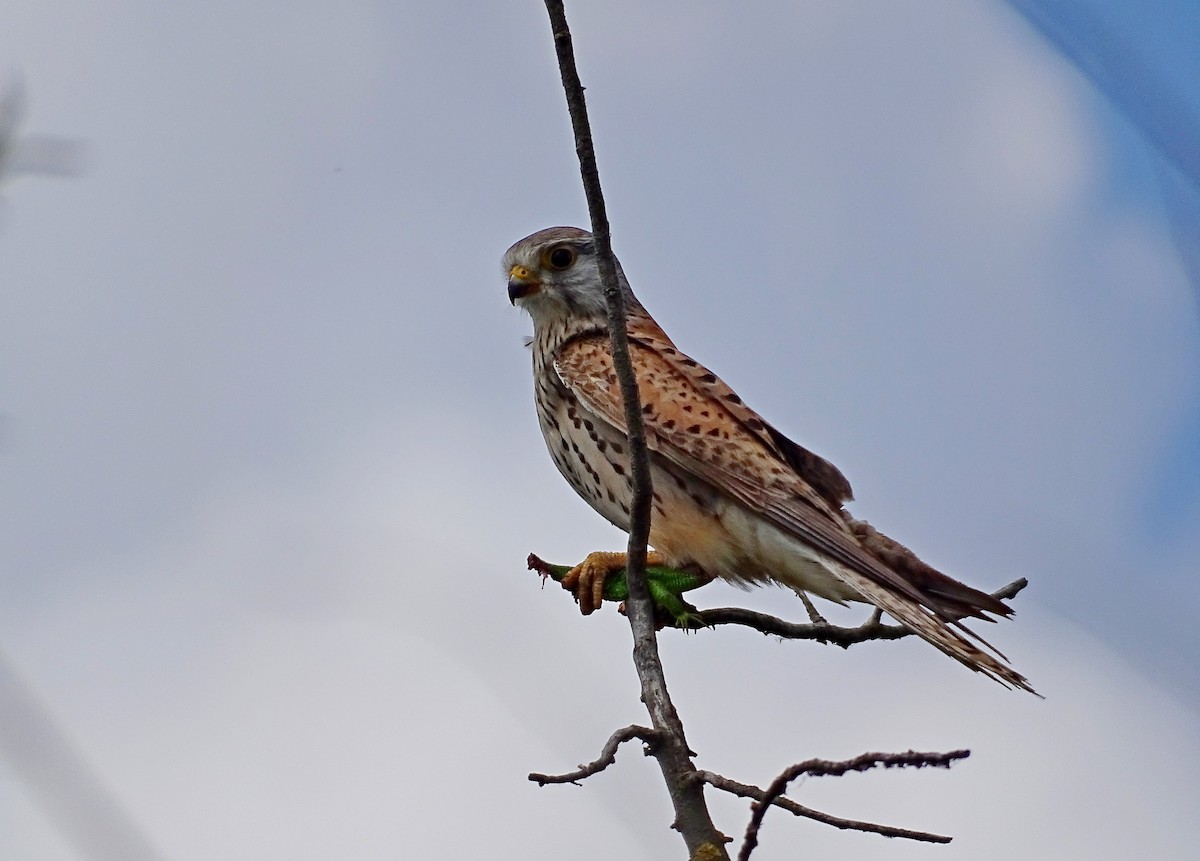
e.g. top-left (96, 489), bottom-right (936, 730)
top-left (505, 226), bottom-right (1033, 693)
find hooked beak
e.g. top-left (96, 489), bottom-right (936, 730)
top-left (507, 264), bottom-right (540, 304)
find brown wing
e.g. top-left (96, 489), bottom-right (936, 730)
top-left (554, 332), bottom-right (1034, 692)
top-left (624, 310), bottom-right (854, 507)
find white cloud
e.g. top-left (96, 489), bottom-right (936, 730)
top-left (2, 422), bottom-right (1198, 858)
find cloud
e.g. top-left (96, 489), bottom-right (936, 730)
top-left (2, 419), bottom-right (1198, 858)
top-left (2, 0), bottom-right (1198, 855)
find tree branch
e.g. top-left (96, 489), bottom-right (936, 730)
top-left (529, 725), bottom-right (659, 786)
top-left (542, 3), bottom-right (730, 857)
top-left (692, 578), bottom-right (1028, 646)
top-left (695, 770), bottom-right (953, 844)
top-left (732, 750), bottom-right (970, 861)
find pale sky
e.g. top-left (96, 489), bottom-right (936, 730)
top-left (1, 1), bottom-right (1198, 858)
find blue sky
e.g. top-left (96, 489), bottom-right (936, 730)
top-left (1006, 0), bottom-right (1200, 689)
top-left (1009, 1), bottom-right (1200, 544)
top-left (1, 1), bottom-right (1198, 858)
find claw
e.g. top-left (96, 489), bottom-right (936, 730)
top-left (530, 550), bottom-right (693, 620)
top-left (563, 551), bottom-right (628, 614)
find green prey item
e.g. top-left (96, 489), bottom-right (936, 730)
top-left (527, 553), bottom-right (710, 629)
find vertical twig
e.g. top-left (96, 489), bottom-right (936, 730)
top-left (0, 648), bottom-right (166, 861)
top-left (541, 3), bottom-right (730, 858)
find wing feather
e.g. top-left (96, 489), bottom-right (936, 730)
top-left (623, 312), bottom-right (854, 506)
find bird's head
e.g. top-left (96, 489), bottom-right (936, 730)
top-left (503, 226), bottom-right (637, 331)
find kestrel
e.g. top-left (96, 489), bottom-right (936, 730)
top-left (506, 226), bottom-right (1032, 692)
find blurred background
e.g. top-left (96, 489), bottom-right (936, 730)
top-left (1, 1), bottom-right (1197, 858)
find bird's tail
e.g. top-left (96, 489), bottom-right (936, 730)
top-left (848, 518), bottom-right (1014, 620)
top-left (839, 517), bottom-right (1038, 695)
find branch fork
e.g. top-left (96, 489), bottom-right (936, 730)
top-left (532, 728), bottom-right (970, 858)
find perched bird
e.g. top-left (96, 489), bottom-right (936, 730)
top-left (506, 226), bottom-right (1032, 692)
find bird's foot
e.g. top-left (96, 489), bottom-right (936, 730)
top-left (562, 550), bottom-right (664, 615)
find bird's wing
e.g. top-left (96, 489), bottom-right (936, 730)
top-left (554, 332), bottom-right (1033, 692)
top-left (555, 332), bottom-right (916, 593)
top-left (624, 310), bottom-right (855, 507)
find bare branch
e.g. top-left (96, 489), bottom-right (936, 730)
top-left (529, 725), bottom-right (659, 786)
top-left (692, 578), bottom-right (1028, 647)
top-left (541, 4), bottom-right (730, 857)
top-left (695, 771), bottom-right (952, 844)
top-left (734, 750), bottom-right (970, 861)
top-left (541, 0), bottom-right (653, 576)
top-left (0, 647), bottom-right (167, 861)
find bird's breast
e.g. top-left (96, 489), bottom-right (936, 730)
top-left (533, 365), bottom-right (751, 578)
top-left (534, 365), bottom-right (636, 532)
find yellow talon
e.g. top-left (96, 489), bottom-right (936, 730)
top-left (562, 550), bottom-right (665, 615)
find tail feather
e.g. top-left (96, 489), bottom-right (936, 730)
top-left (831, 562), bottom-right (1038, 694)
top-left (846, 517), bottom-right (1014, 620)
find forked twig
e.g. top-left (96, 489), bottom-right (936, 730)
top-left (694, 578), bottom-right (1027, 647)
top-left (731, 750), bottom-right (970, 860)
top-left (696, 770), bottom-right (953, 843)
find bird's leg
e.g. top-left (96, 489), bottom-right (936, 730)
top-left (561, 550), bottom-right (665, 615)
top-left (795, 589), bottom-right (828, 625)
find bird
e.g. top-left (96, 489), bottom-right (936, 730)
top-left (505, 226), bottom-right (1033, 692)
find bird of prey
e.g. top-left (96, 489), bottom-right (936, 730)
top-left (506, 226), bottom-right (1032, 692)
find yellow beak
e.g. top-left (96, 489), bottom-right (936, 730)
top-left (507, 264), bottom-right (541, 303)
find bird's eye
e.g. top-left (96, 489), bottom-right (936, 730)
top-left (546, 246), bottom-right (576, 270)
